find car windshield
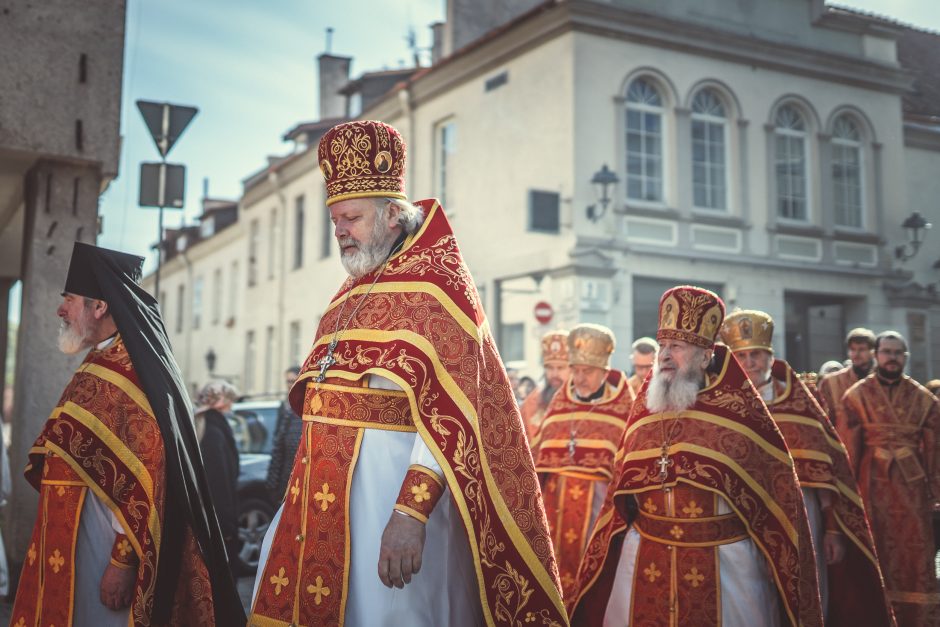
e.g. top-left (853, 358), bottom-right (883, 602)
top-left (229, 404), bottom-right (279, 454)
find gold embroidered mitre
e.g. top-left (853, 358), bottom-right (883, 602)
top-left (720, 309), bottom-right (774, 353)
top-left (657, 285), bottom-right (725, 348)
top-left (318, 120), bottom-right (407, 206)
top-left (541, 330), bottom-right (570, 365)
top-left (568, 324), bottom-right (615, 369)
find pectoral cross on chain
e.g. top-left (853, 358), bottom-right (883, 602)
top-left (315, 339), bottom-right (338, 383)
top-left (656, 445), bottom-right (673, 483)
top-left (567, 434), bottom-right (577, 460)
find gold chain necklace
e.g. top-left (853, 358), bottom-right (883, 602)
top-left (656, 411), bottom-right (683, 486)
top-left (314, 240), bottom-right (404, 384)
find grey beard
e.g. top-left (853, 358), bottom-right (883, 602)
top-left (339, 225), bottom-right (397, 278)
top-left (646, 363), bottom-right (701, 414)
top-left (57, 321), bottom-right (91, 354)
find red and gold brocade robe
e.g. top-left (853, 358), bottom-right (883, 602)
top-left (530, 370), bottom-right (634, 597)
top-left (521, 385), bottom-right (551, 442)
top-left (570, 345), bottom-right (823, 627)
top-left (842, 374), bottom-right (940, 626)
top-left (767, 359), bottom-right (894, 627)
top-left (818, 366), bottom-right (862, 445)
top-left (11, 336), bottom-right (215, 627)
top-left (249, 200), bottom-right (567, 627)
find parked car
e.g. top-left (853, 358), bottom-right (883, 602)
top-left (229, 399), bottom-right (280, 574)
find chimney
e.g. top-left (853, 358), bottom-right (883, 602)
top-left (318, 53), bottom-right (352, 120)
top-left (430, 22), bottom-right (445, 64)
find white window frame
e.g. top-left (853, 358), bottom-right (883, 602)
top-left (831, 116), bottom-right (865, 230)
top-left (625, 78), bottom-right (666, 206)
top-left (212, 267), bottom-right (222, 325)
top-left (774, 105), bottom-right (811, 223)
top-left (690, 90), bottom-right (729, 212)
top-left (434, 119), bottom-right (456, 208)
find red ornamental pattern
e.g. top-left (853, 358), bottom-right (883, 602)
top-left (768, 359), bottom-right (895, 626)
top-left (11, 336), bottom-right (215, 626)
top-left (570, 345), bottom-right (823, 627)
top-left (256, 200), bottom-right (566, 626)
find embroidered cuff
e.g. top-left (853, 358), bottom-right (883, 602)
top-left (393, 465), bottom-right (445, 524)
top-left (110, 534), bottom-right (138, 569)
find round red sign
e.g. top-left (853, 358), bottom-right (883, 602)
top-left (534, 301), bottom-right (554, 325)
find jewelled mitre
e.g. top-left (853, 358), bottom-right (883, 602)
top-left (657, 285), bottom-right (725, 348)
top-left (720, 309), bottom-right (774, 353)
top-left (317, 120), bottom-right (407, 206)
top-left (541, 330), bottom-right (569, 366)
top-left (568, 324), bottom-right (615, 369)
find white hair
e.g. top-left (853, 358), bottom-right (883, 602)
top-left (645, 346), bottom-right (707, 414)
top-left (373, 197), bottom-right (425, 235)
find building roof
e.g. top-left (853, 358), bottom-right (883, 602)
top-left (282, 116), bottom-right (348, 143)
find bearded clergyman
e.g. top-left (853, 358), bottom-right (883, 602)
top-left (720, 310), bottom-right (894, 626)
top-left (841, 330), bottom-right (940, 625)
top-left (529, 324), bottom-right (633, 598)
top-left (249, 120), bottom-right (566, 626)
top-left (569, 285), bottom-right (823, 627)
top-left (520, 330), bottom-right (571, 441)
top-left (11, 243), bottom-right (244, 627)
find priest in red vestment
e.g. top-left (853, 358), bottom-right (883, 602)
top-left (249, 120), bottom-right (566, 627)
top-left (11, 243), bottom-right (244, 627)
top-left (521, 330), bottom-right (571, 441)
top-left (530, 324), bottom-right (634, 598)
top-left (841, 330), bottom-right (940, 626)
top-left (569, 286), bottom-right (823, 627)
top-left (720, 309), bottom-right (894, 626)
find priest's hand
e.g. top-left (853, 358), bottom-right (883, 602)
top-left (378, 511), bottom-right (426, 588)
top-left (823, 532), bottom-right (846, 565)
top-left (100, 562), bottom-right (136, 610)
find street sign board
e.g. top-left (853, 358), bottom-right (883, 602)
top-left (534, 301), bottom-right (554, 325)
top-left (136, 100), bottom-right (198, 158)
top-left (139, 162), bottom-right (185, 208)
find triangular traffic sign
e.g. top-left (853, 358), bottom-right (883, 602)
top-left (136, 100), bottom-right (198, 158)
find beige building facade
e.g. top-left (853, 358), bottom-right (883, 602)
top-left (149, 0), bottom-right (940, 394)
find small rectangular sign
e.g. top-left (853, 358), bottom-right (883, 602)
top-left (139, 162), bottom-right (185, 208)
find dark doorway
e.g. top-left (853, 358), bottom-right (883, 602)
top-left (784, 291), bottom-right (862, 372)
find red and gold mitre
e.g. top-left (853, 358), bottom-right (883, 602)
top-left (657, 285), bottom-right (725, 348)
top-left (317, 120), bottom-right (407, 206)
top-left (541, 330), bottom-right (569, 365)
top-left (568, 323), bottom-right (615, 369)
top-left (720, 309), bottom-right (774, 353)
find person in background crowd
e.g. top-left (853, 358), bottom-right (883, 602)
top-left (720, 310), bottom-right (893, 626)
top-left (926, 379), bottom-right (940, 397)
top-left (519, 330), bottom-right (570, 441)
top-left (529, 323), bottom-right (633, 598)
top-left (627, 336), bottom-right (658, 396)
top-left (840, 331), bottom-right (940, 625)
top-left (571, 286), bottom-right (823, 627)
top-left (507, 367), bottom-right (522, 404)
top-left (818, 328), bottom-right (876, 442)
top-left (819, 360), bottom-right (845, 377)
top-left (194, 380), bottom-right (242, 581)
top-left (266, 366), bottom-right (304, 503)
top-left (516, 376), bottom-right (537, 406)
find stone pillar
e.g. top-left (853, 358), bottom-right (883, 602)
top-left (7, 160), bottom-right (101, 569)
top-left (0, 279), bottom-right (11, 413)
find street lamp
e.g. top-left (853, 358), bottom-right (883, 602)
top-left (205, 348), bottom-right (217, 375)
top-left (586, 164), bottom-right (620, 222)
top-left (895, 211), bottom-right (932, 261)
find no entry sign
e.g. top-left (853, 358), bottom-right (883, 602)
top-left (534, 301), bottom-right (554, 325)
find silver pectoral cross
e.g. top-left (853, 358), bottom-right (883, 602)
top-left (567, 435), bottom-right (577, 459)
top-left (656, 448), bottom-right (673, 482)
top-left (315, 340), bottom-right (338, 383)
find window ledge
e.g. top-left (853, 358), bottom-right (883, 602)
top-left (830, 229), bottom-right (883, 244)
top-left (768, 223), bottom-right (825, 238)
top-left (616, 203), bottom-right (681, 221)
top-left (689, 212), bottom-right (750, 229)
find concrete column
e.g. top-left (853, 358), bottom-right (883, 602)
top-left (7, 160), bottom-right (101, 570)
top-left (0, 279), bottom-right (11, 414)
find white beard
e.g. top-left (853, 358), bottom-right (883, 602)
top-left (339, 223), bottom-right (397, 279)
top-left (645, 360), bottom-right (702, 414)
top-left (57, 320), bottom-right (92, 355)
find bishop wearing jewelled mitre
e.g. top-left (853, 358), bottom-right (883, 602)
top-left (248, 120), bottom-right (567, 627)
top-left (569, 286), bottom-right (824, 627)
top-left (529, 324), bottom-right (634, 599)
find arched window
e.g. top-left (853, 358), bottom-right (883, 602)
top-left (691, 89), bottom-right (727, 210)
top-left (774, 105), bottom-right (809, 221)
top-left (832, 116), bottom-right (863, 228)
top-left (626, 78), bottom-right (664, 202)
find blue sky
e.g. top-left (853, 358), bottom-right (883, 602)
top-left (7, 0), bottom-right (940, 323)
